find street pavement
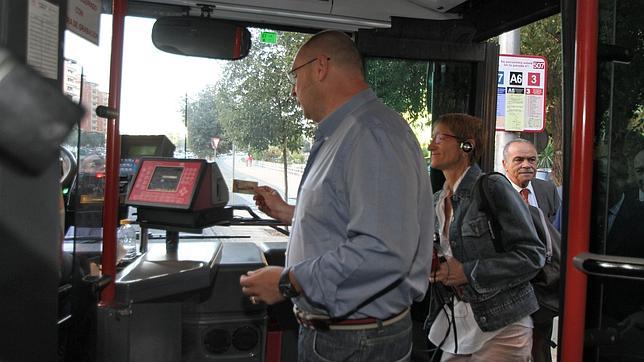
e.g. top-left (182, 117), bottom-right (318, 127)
top-left (216, 155), bottom-right (302, 205)
top-left (204, 155), bottom-right (303, 241)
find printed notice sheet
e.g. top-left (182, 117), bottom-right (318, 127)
top-left (27, 0), bottom-right (59, 80)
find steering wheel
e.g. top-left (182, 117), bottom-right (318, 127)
top-left (59, 146), bottom-right (77, 190)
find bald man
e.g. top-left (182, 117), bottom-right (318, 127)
top-left (239, 30), bottom-right (434, 361)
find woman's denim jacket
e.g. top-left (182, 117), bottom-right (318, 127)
top-left (426, 165), bottom-right (546, 332)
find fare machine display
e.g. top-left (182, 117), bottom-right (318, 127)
top-left (126, 158), bottom-right (231, 236)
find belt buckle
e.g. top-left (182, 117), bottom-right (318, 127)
top-left (297, 315), bottom-right (330, 330)
top-left (294, 307), bottom-right (330, 330)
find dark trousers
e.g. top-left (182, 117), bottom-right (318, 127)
top-left (531, 312), bottom-right (554, 362)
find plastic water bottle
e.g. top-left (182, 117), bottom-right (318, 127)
top-left (117, 219), bottom-right (138, 261)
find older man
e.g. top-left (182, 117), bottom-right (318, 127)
top-left (502, 138), bottom-right (561, 362)
top-left (502, 138), bottom-right (561, 222)
top-left (239, 30), bottom-right (434, 361)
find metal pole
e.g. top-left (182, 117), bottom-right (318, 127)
top-left (100, 0), bottom-right (128, 304)
top-left (495, 30), bottom-right (521, 172)
top-left (561, 1), bottom-right (598, 359)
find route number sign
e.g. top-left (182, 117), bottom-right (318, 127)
top-left (496, 54), bottom-right (547, 132)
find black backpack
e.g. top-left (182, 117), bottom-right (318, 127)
top-left (476, 173), bottom-right (561, 318)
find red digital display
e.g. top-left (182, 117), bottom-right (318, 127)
top-left (127, 159), bottom-right (202, 208)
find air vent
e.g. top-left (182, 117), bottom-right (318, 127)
top-left (203, 328), bottom-right (231, 354)
top-left (232, 325), bottom-right (259, 351)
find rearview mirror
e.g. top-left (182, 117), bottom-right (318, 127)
top-left (152, 17), bottom-right (251, 60)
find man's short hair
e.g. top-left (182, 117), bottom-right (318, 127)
top-left (434, 113), bottom-right (483, 164)
top-left (503, 138), bottom-right (536, 161)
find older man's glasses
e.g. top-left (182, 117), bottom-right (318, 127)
top-left (430, 133), bottom-right (461, 144)
top-left (286, 57), bottom-right (330, 85)
top-left (286, 58), bottom-right (318, 85)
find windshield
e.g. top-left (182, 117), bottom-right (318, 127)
top-left (62, 15), bottom-right (438, 247)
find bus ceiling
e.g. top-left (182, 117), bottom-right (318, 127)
top-left (103, 0), bottom-right (559, 44)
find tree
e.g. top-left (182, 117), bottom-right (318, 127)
top-left (595, 1), bottom-right (644, 160)
top-left (522, 7), bottom-right (644, 185)
top-left (214, 31), bottom-right (312, 200)
top-left (366, 59), bottom-right (430, 124)
top-left (521, 14), bottom-right (564, 185)
top-left (184, 86), bottom-right (228, 158)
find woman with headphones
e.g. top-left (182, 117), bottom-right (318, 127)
top-left (425, 113), bottom-right (545, 361)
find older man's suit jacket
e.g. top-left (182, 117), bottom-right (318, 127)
top-left (531, 178), bottom-right (561, 222)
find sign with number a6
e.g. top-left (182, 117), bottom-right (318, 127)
top-left (495, 54), bottom-right (548, 132)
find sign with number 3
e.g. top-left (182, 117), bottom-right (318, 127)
top-left (496, 54), bottom-right (548, 132)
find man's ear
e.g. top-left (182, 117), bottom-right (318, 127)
top-left (317, 56), bottom-right (330, 81)
top-left (502, 159), bottom-right (508, 170)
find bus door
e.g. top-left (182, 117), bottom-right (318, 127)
top-left (356, 17), bottom-right (499, 192)
top-left (566, 0), bottom-right (644, 360)
top-left (354, 20), bottom-right (499, 359)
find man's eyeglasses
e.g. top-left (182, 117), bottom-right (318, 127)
top-left (429, 133), bottom-right (461, 144)
top-left (286, 57), bottom-right (330, 85)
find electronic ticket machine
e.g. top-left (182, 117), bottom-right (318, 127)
top-left (97, 158), bottom-right (268, 362)
top-left (69, 135), bottom-right (176, 229)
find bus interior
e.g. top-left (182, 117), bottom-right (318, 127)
top-left (1, 0), bottom-right (643, 361)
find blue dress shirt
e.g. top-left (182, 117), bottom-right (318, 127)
top-left (287, 89), bottom-right (434, 319)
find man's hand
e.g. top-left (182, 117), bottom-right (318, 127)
top-left (254, 186), bottom-right (294, 225)
top-left (239, 266), bottom-right (285, 305)
top-left (428, 256), bottom-right (469, 287)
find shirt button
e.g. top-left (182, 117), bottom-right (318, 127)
top-left (480, 316), bottom-right (487, 323)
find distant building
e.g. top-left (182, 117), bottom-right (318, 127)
top-left (63, 58), bottom-right (109, 133)
top-left (81, 81), bottom-right (109, 133)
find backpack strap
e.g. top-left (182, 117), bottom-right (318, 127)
top-left (476, 172), bottom-right (505, 253)
top-left (529, 205), bottom-right (554, 264)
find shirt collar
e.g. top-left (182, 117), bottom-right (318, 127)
top-left (314, 88), bottom-right (376, 141)
top-left (451, 164), bottom-right (482, 199)
top-left (510, 180), bottom-right (535, 195)
top-left (443, 166), bottom-right (471, 195)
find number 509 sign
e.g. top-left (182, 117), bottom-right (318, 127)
top-left (496, 54), bottom-right (547, 132)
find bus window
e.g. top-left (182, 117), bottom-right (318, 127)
top-left (62, 17), bottom-right (298, 255)
top-left (585, 0), bottom-right (644, 360)
top-left (366, 58), bottom-right (474, 125)
top-left (63, 24), bottom-right (110, 237)
top-left (366, 58), bottom-right (475, 190)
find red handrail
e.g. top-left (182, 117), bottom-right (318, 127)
top-left (560, 0), bottom-right (598, 360)
top-left (100, 0), bottom-right (127, 304)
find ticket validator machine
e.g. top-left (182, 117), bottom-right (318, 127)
top-left (98, 158), bottom-right (268, 362)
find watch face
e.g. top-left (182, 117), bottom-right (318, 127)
top-left (280, 284), bottom-right (296, 298)
top-left (279, 268), bottom-right (299, 298)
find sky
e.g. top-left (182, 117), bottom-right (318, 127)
top-left (64, 15), bottom-right (224, 136)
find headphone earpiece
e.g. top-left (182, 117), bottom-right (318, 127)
top-left (460, 141), bottom-right (473, 153)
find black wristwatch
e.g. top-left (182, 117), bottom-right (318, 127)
top-left (279, 267), bottom-right (300, 298)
